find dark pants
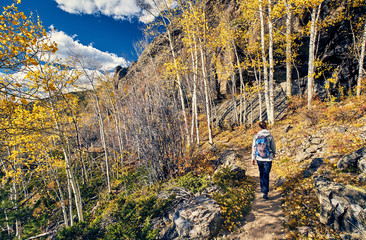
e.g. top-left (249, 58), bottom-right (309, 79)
top-left (257, 161), bottom-right (272, 195)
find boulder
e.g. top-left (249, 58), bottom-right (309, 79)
top-left (303, 158), bottom-right (323, 178)
top-left (337, 147), bottom-right (366, 173)
top-left (214, 150), bottom-right (246, 180)
top-left (310, 137), bottom-right (323, 145)
top-left (306, 145), bottom-right (320, 154)
top-left (294, 151), bottom-right (313, 163)
top-left (358, 173), bottom-right (366, 184)
top-left (168, 195), bottom-right (222, 239)
top-left (314, 177), bottom-right (366, 238)
top-left (358, 158), bottom-right (366, 174)
top-left (216, 150), bottom-right (238, 167)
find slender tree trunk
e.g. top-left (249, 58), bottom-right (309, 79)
top-left (93, 96), bottom-right (111, 193)
top-left (286, 0), bottom-right (293, 97)
top-left (4, 208), bottom-right (11, 235)
top-left (254, 65), bottom-right (263, 122)
top-left (259, 0), bottom-right (270, 121)
top-left (194, 42), bottom-right (200, 146)
top-left (167, 28), bottom-right (190, 145)
top-left (190, 42), bottom-right (200, 146)
top-left (199, 42), bottom-right (213, 145)
top-left (231, 73), bottom-right (238, 124)
top-left (66, 168), bottom-right (74, 226)
top-left (49, 101), bottom-right (84, 223)
top-left (12, 182), bottom-right (21, 239)
top-left (357, 19), bottom-right (366, 96)
top-left (268, 0), bottom-right (275, 125)
top-left (233, 41), bottom-right (245, 125)
top-left (55, 176), bottom-right (68, 227)
top-left (64, 150), bottom-right (84, 222)
top-left (307, 4), bottom-right (321, 109)
top-left (0, 157), bottom-right (11, 235)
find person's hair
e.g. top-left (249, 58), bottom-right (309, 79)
top-left (259, 121), bottom-right (267, 129)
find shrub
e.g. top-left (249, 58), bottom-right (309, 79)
top-left (174, 172), bottom-right (210, 193)
top-left (212, 167), bottom-right (255, 231)
top-left (104, 186), bottom-right (174, 240)
top-left (57, 221), bottom-right (102, 240)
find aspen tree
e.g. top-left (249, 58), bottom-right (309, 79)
top-left (179, 0), bottom-right (214, 145)
top-left (268, 0), bottom-right (275, 125)
top-left (190, 2), bottom-right (214, 145)
top-left (142, 0), bottom-right (191, 146)
top-left (306, 0), bottom-right (323, 109)
top-left (357, 19), bottom-right (366, 96)
top-left (285, 0), bottom-right (293, 97)
top-left (259, 0), bottom-right (271, 122)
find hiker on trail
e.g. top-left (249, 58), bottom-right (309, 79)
top-left (251, 121), bottom-right (276, 200)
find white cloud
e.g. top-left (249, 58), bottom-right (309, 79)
top-left (49, 28), bottom-right (129, 71)
top-left (54, 0), bottom-right (141, 20)
top-left (54, 0), bottom-right (178, 23)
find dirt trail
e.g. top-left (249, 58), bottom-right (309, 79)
top-left (218, 152), bottom-right (286, 240)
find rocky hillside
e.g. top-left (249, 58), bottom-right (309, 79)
top-left (116, 0), bottom-right (366, 101)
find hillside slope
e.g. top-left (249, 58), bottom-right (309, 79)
top-left (210, 95), bottom-right (366, 239)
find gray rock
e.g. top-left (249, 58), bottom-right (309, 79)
top-left (172, 196), bottom-right (222, 239)
top-left (337, 147), bottom-right (366, 173)
top-left (284, 124), bottom-right (292, 133)
top-left (358, 158), bottom-right (366, 173)
top-left (359, 131), bottom-right (366, 140)
top-left (358, 173), bottom-right (366, 184)
top-left (309, 158), bottom-right (324, 172)
top-left (303, 170), bottom-right (312, 178)
top-left (306, 145), bottom-right (320, 154)
top-left (314, 177), bottom-right (366, 237)
top-left (294, 151), bottom-right (313, 163)
top-left (303, 158), bottom-right (324, 178)
top-left (275, 176), bottom-right (286, 187)
top-left (216, 150), bottom-right (238, 167)
top-left (310, 137), bottom-right (323, 145)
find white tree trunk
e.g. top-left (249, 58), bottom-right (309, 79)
top-left (93, 97), bottom-right (111, 193)
top-left (55, 177), bottom-right (69, 227)
top-left (63, 150), bottom-right (84, 222)
top-left (199, 43), bottom-right (213, 145)
top-left (66, 168), bottom-right (74, 226)
top-left (167, 28), bottom-right (190, 144)
top-left (268, 0), bottom-right (275, 125)
top-left (254, 65), bottom-right (263, 122)
top-left (357, 19), bottom-right (366, 96)
top-left (233, 41), bottom-right (245, 125)
top-left (259, 0), bottom-right (270, 121)
top-left (286, 0), bottom-right (293, 97)
top-left (307, 4), bottom-right (321, 109)
top-left (189, 42), bottom-right (200, 146)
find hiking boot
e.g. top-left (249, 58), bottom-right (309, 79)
top-left (263, 194), bottom-right (268, 200)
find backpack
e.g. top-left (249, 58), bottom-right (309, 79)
top-left (255, 135), bottom-right (270, 158)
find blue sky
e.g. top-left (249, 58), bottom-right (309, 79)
top-left (3, 0), bottom-right (161, 70)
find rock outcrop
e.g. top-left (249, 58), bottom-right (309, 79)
top-left (171, 196), bottom-right (222, 239)
top-left (155, 189), bottom-right (223, 240)
top-left (337, 147), bottom-right (366, 183)
top-left (213, 85), bottom-right (288, 128)
top-left (294, 136), bottom-right (325, 163)
top-left (314, 176), bottom-right (366, 239)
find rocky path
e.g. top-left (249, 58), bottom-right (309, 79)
top-left (218, 151), bottom-right (286, 240)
